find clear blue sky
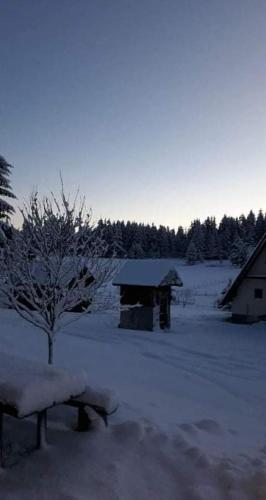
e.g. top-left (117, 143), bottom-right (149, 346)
top-left (1, 0), bottom-right (266, 229)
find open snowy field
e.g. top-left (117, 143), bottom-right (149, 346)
top-left (1, 260), bottom-right (266, 499)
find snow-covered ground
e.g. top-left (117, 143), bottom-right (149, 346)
top-left (1, 260), bottom-right (266, 499)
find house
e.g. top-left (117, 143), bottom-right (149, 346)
top-left (220, 234), bottom-right (266, 322)
top-left (113, 260), bottom-right (183, 331)
top-left (14, 258), bottom-right (95, 313)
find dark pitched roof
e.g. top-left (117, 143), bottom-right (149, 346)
top-left (220, 234), bottom-right (266, 306)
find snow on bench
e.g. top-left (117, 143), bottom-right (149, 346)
top-left (67, 386), bottom-right (119, 430)
top-left (0, 351), bottom-right (87, 466)
top-left (0, 352), bottom-right (119, 466)
top-left (0, 352), bottom-right (87, 418)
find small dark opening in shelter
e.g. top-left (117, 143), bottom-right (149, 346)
top-left (254, 288), bottom-right (263, 299)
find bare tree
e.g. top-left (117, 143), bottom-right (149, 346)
top-left (1, 189), bottom-right (115, 364)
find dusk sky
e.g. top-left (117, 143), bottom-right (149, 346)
top-left (1, 0), bottom-right (266, 229)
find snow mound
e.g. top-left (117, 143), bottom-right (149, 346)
top-left (1, 419), bottom-right (266, 499)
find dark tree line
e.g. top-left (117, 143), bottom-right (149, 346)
top-left (97, 211), bottom-right (266, 264)
top-left (0, 153), bottom-right (265, 266)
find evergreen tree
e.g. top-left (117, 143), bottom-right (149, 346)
top-left (88, 210), bottom-right (266, 261)
top-left (113, 221), bottom-right (125, 257)
top-left (176, 226), bottom-right (187, 257)
top-left (218, 215), bottom-right (239, 259)
top-left (0, 155), bottom-right (16, 219)
top-left (238, 214), bottom-right (247, 240)
top-left (230, 237), bottom-right (248, 267)
top-left (245, 210), bottom-right (256, 246)
top-left (128, 241), bottom-right (145, 258)
top-left (168, 228), bottom-right (177, 257)
top-left (188, 220), bottom-right (204, 260)
top-left (216, 234), bottom-right (224, 263)
top-left (203, 217), bottom-right (218, 259)
top-left (158, 225), bottom-right (170, 257)
top-left (148, 224), bottom-right (160, 258)
top-left (255, 210), bottom-right (266, 242)
top-left (186, 239), bottom-right (199, 265)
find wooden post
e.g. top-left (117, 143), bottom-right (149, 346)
top-left (36, 410), bottom-right (48, 449)
top-left (0, 411), bottom-right (3, 468)
top-left (77, 406), bottom-right (91, 432)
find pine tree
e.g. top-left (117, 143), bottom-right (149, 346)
top-left (203, 217), bottom-right (218, 259)
top-left (148, 224), bottom-right (160, 258)
top-left (89, 211), bottom-right (266, 261)
top-left (113, 222), bottom-right (125, 257)
top-left (168, 228), bottom-right (177, 257)
top-left (0, 155), bottom-right (16, 219)
top-left (186, 239), bottom-right (198, 265)
top-left (176, 226), bottom-right (187, 257)
top-left (255, 210), bottom-right (266, 242)
top-left (158, 225), bottom-right (170, 257)
top-left (128, 241), bottom-right (145, 258)
top-left (230, 237), bottom-right (248, 267)
top-left (245, 210), bottom-right (256, 246)
top-left (188, 220), bottom-right (204, 260)
top-left (219, 215), bottom-right (239, 259)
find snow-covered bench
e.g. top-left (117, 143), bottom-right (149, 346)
top-left (0, 352), bottom-right (86, 466)
top-left (65, 386), bottom-right (119, 431)
top-left (0, 352), bottom-right (119, 466)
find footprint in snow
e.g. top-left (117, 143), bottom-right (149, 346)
top-left (194, 419), bottom-right (223, 435)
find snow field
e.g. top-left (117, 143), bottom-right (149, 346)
top-left (0, 260), bottom-right (266, 499)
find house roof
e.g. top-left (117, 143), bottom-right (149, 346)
top-left (112, 259), bottom-right (183, 287)
top-left (220, 234), bottom-right (266, 306)
top-left (31, 257), bottom-right (95, 286)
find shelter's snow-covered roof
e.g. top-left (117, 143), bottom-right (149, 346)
top-left (0, 352), bottom-right (87, 417)
top-left (113, 259), bottom-right (183, 287)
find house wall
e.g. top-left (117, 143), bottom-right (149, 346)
top-left (231, 246), bottom-right (266, 321)
top-left (232, 278), bottom-right (266, 321)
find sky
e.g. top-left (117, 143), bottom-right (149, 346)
top-left (1, 0), bottom-right (266, 229)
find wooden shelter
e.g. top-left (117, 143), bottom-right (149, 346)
top-left (113, 260), bottom-right (183, 331)
top-left (220, 234), bottom-right (266, 322)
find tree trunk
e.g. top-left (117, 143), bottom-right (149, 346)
top-left (36, 410), bottom-right (48, 449)
top-left (48, 337), bottom-right (53, 365)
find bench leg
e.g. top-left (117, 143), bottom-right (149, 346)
top-left (36, 410), bottom-right (48, 449)
top-left (0, 411), bottom-right (3, 467)
top-left (77, 406), bottom-right (91, 432)
top-left (102, 413), bottom-right (108, 427)
top-left (94, 409), bottom-right (108, 427)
